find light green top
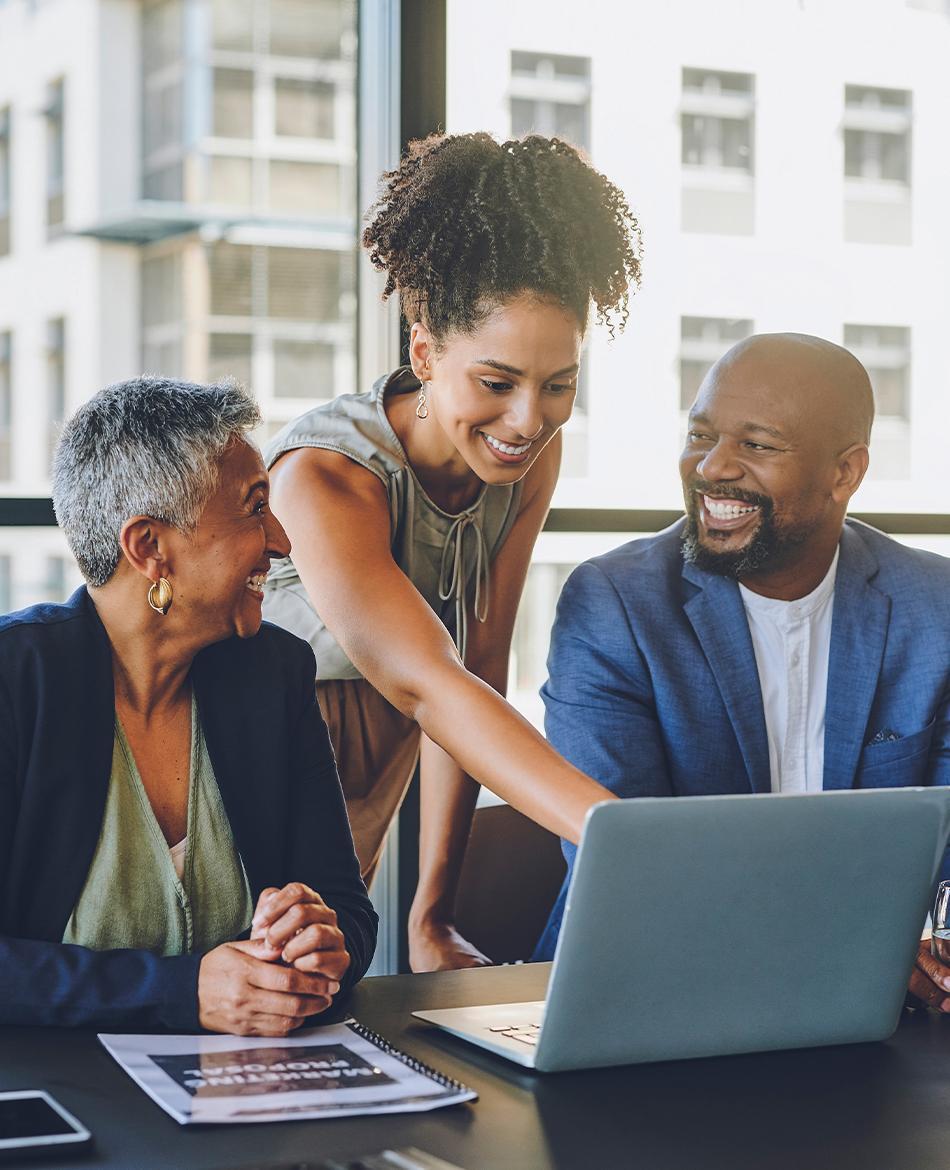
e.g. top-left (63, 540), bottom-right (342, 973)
top-left (263, 367), bottom-right (524, 673)
top-left (63, 696), bottom-right (253, 956)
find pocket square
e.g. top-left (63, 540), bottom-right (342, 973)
top-left (867, 728), bottom-right (902, 745)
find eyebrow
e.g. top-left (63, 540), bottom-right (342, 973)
top-left (689, 413), bottom-right (787, 441)
top-left (473, 358), bottom-right (580, 379)
top-left (243, 478), bottom-right (268, 503)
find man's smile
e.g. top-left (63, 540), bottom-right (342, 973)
top-left (697, 492), bottom-right (762, 535)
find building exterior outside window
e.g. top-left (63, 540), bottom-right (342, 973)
top-left (142, 0), bottom-right (356, 217)
top-left (679, 317), bottom-right (753, 410)
top-left (509, 51), bottom-right (591, 150)
top-left (844, 324), bottom-right (911, 421)
top-left (843, 84), bottom-right (913, 245)
top-left (680, 66), bottom-right (755, 234)
top-left (0, 107), bottom-right (10, 256)
top-left (44, 79), bottom-right (64, 232)
top-left (842, 324), bottom-right (911, 482)
top-left (45, 318), bottom-right (65, 467)
top-left (844, 85), bottom-right (912, 185)
top-left (0, 331), bottom-right (10, 481)
top-left (681, 68), bottom-right (755, 174)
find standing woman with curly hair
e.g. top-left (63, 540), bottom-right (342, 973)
top-left (263, 132), bottom-right (641, 971)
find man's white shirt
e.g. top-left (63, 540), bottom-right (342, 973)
top-left (739, 549), bottom-right (839, 794)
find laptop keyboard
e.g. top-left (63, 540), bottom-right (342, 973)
top-left (488, 1022), bottom-right (540, 1046)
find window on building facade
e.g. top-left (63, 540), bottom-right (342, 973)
top-left (509, 51), bottom-right (591, 150)
top-left (275, 78), bottom-right (335, 139)
top-left (45, 319), bottom-right (65, 466)
top-left (143, 0), bottom-right (355, 215)
top-left (679, 316), bottom-right (753, 410)
top-left (0, 332), bottom-right (11, 481)
top-left (0, 107), bottom-right (10, 256)
top-left (205, 242), bottom-right (354, 401)
top-left (844, 324), bottom-right (911, 419)
top-left (45, 80), bottom-right (65, 231)
top-left (844, 85), bottom-right (912, 184)
top-left (213, 68), bottom-right (254, 139)
top-left (681, 69), bottom-right (755, 173)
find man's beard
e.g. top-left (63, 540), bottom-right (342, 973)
top-left (681, 482), bottom-right (808, 579)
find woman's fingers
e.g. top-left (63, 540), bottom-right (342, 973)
top-left (250, 887), bottom-right (282, 938)
top-left (265, 902), bottom-right (338, 951)
top-left (251, 882), bottom-right (325, 933)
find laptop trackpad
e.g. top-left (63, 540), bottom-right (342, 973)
top-left (413, 1001), bottom-right (545, 1064)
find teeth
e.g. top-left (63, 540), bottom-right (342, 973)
top-left (246, 574), bottom-right (267, 591)
top-left (483, 433), bottom-right (531, 456)
top-left (703, 494), bottom-right (758, 519)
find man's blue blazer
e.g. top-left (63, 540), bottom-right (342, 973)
top-left (534, 519), bottom-right (950, 959)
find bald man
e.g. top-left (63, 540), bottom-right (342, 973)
top-left (534, 334), bottom-right (950, 1008)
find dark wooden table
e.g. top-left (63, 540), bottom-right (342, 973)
top-left (2, 963), bottom-right (950, 1170)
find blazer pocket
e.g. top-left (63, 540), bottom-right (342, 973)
top-left (857, 719), bottom-right (937, 786)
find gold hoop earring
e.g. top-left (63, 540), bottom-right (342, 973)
top-left (147, 577), bottom-right (173, 615)
top-left (416, 383), bottom-right (429, 419)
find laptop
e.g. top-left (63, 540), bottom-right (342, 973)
top-left (413, 788), bottom-right (950, 1072)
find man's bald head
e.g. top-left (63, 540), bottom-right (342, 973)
top-left (705, 333), bottom-right (874, 451)
top-left (680, 333), bottom-right (874, 597)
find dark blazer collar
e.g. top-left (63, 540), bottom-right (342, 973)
top-left (823, 523), bottom-right (889, 789)
top-left (681, 551), bottom-right (771, 794)
top-left (33, 587), bottom-right (116, 940)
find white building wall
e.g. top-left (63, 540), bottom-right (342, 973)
top-left (447, 0), bottom-right (950, 514)
top-left (0, 0), bottom-right (140, 608)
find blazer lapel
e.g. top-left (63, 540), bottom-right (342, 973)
top-left (682, 563), bottom-right (772, 793)
top-left (32, 590), bottom-right (115, 940)
top-left (192, 642), bottom-right (278, 893)
top-left (823, 524), bottom-right (890, 790)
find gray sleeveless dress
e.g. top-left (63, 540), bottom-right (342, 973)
top-left (262, 367), bottom-right (524, 879)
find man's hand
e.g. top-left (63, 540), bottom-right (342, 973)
top-left (908, 939), bottom-right (950, 1011)
top-left (250, 883), bottom-right (350, 984)
top-left (197, 939), bottom-right (338, 1035)
top-left (408, 919), bottom-right (493, 973)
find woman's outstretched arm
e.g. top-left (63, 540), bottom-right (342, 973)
top-left (269, 446), bottom-right (615, 845)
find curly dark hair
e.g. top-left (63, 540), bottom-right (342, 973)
top-left (362, 132), bottom-right (642, 340)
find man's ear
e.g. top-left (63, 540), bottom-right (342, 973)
top-left (118, 515), bottom-right (172, 582)
top-left (408, 321), bottom-right (434, 382)
top-left (832, 443), bottom-right (870, 504)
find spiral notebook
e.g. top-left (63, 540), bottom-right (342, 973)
top-left (99, 1020), bottom-right (476, 1125)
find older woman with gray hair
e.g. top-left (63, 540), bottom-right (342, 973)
top-left (0, 376), bottom-right (376, 1033)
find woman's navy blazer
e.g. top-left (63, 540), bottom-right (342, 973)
top-left (0, 588), bottom-right (377, 1030)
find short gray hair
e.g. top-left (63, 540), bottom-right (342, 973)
top-left (52, 376), bottom-right (261, 586)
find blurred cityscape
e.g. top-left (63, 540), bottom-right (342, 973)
top-left (1, 0), bottom-right (949, 727)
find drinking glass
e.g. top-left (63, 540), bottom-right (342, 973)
top-left (931, 881), bottom-right (950, 964)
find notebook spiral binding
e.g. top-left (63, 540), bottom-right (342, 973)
top-left (346, 1019), bottom-right (473, 1095)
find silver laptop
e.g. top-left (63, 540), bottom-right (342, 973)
top-left (413, 788), bottom-right (950, 1072)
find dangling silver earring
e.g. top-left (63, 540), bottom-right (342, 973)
top-left (416, 382), bottom-right (429, 419)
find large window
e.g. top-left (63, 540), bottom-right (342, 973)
top-left (446, 0), bottom-right (950, 733)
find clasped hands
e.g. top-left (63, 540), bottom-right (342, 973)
top-left (198, 882), bottom-right (350, 1036)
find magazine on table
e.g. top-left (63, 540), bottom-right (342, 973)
top-left (98, 1020), bottom-right (476, 1125)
